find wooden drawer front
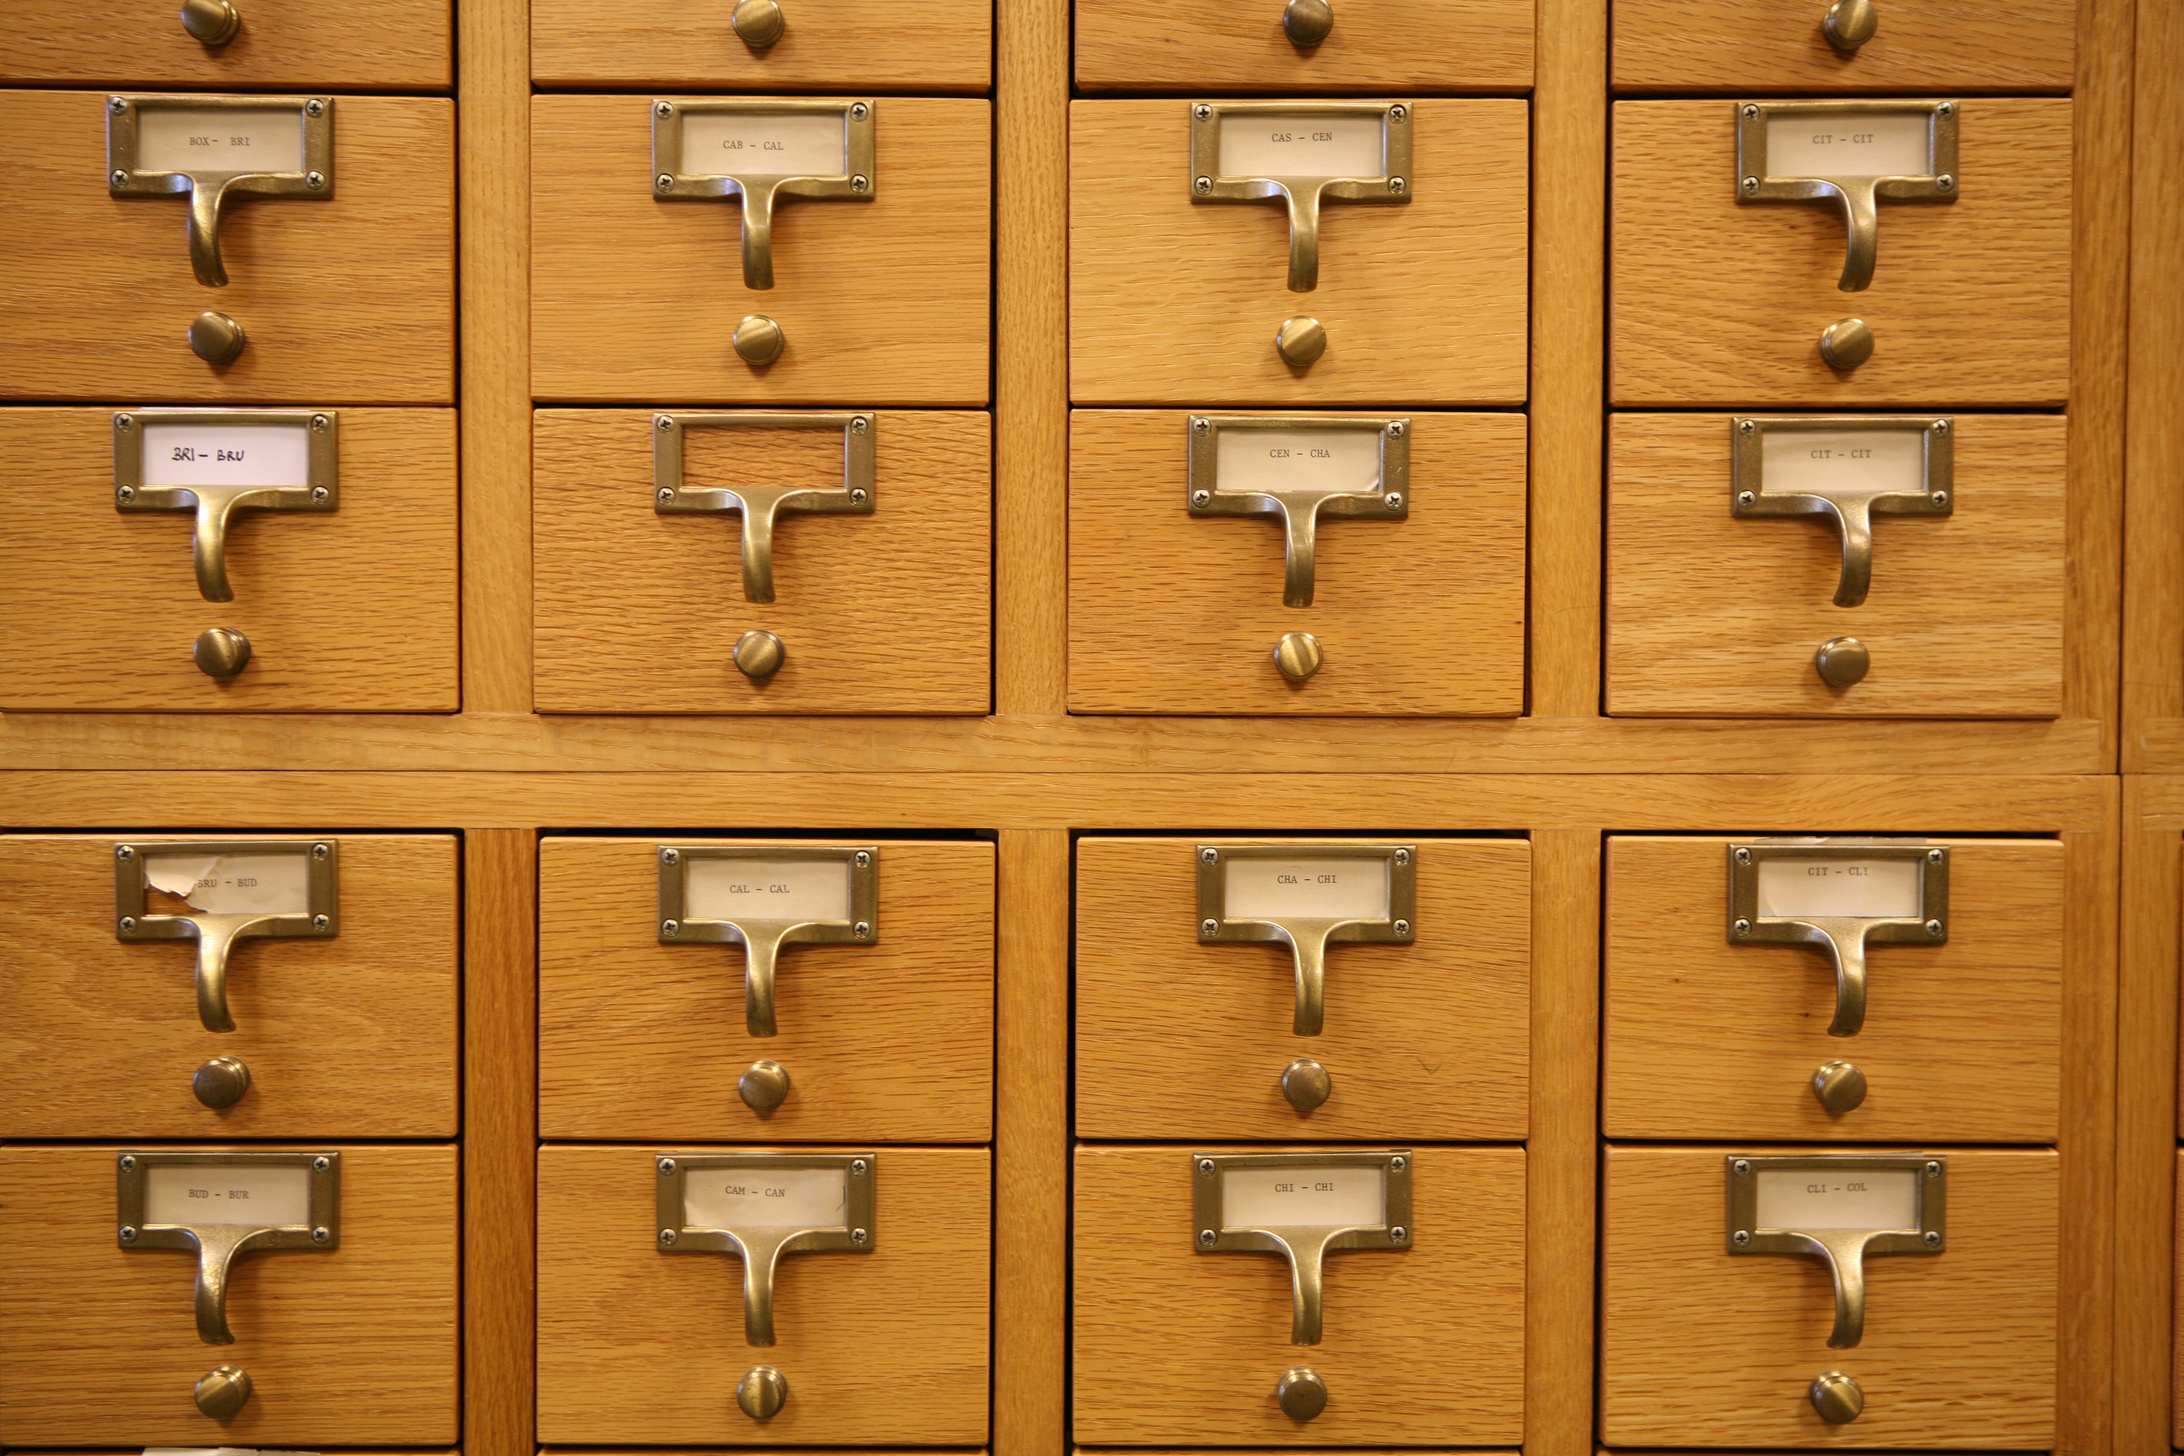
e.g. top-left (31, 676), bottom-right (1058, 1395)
top-left (532, 97), bottom-right (990, 406)
top-left (0, 1144), bottom-right (459, 1445)
top-left (1073, 1144), bottom-right (1525, 1444)
top-left (537, 1144), bottom-right (992, 1444)
top-left (1599, 1145), bottom-right (2057, 1447)
top-left (1070, 101), bottom-right (1529, 407)
top-left (533, 0), bottom-right (989, 90)
top-left (0, 92), bottom-right (453, 404)
top-left (1610, 99), bottom-right (2071, 408)
top-left (1603, 837), bottom-right (2063, 1142)
top-left (1074, 0), bottom-right (1532, 93)
top-left (1605, 413), bottom-right (2064, 718)
top-left (0, 833), bottom-right (459, 1139)
top-left (1611, 0), bottom-right (2074, 93)
top-left (0, 407), bottom-right (458, 711)
top-left (1067, 411), bottom-right (1525, 715)
top-left (540, 837), bottom-right (995, 1141)
top-left (9, 0), bottom-right (451, 88)
top-left (532, 410), bottom-right (991, 714)
top-left (1075, 838), bottom-right (1530, 1140)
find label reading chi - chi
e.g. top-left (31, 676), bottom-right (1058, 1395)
top-left (144, 1163), bottom-right (313, 1227)
top-left (1753, 1166), bottom-right (1919, 1232)
top-left (141, 422), bottom-right (312, 491)
top-left (1758, 426), bottom-right (1926, 503)
top-left (1214, 428), bottom-right (1383, 497)
top-left (1218, 114), bottom-right (1386, 179)
top-left (684, 1165), bottom-right (850, 1230)
top-left (1764, 109), bottom-right (1933, 179)
top-left (1223, 855), bottom-right (1390, 922)
top-left (683, 856), bottom-right (852, 924)
top-left (144, 851), bottom-right (312, 916)
top-left (135, 107), bottom-right (306, 173)
top-left (679, 110), bottom-right (847, 177)
top-left (1222, 1163), bottom-right (1387, 1229)
top-left (1754, 856), bottom-right (1922, 920)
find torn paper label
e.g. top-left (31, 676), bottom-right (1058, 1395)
top-left (144, 852), bottom-right (311, 916)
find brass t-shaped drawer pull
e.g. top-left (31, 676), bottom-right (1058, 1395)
top-left (653, 412), bottom-right (876, 604)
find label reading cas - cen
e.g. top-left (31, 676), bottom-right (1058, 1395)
top-left (1223, 856), bottom-right (1390, 922)
top-left (1755, 856), bottom-right (1922, 920)
top-left (1214, 427), bottom-right (1383, 497)
top-left (1219, 114), bottom-right (1386, 180)
top-left (679, 110), bottom-right (847, 178)
top-left (1758, 426), bottom-right (1926, 502)
top-left (144, 1162), bottom-right (312, 1227)
top-left (136, 107), bottom-right (307, 174)
top-left (1753, 1166), bottom-right (1919, 1232)
top-left (684, 1165), bottom-right (850, 1230)
top-left (141, 422), bottom-right (312, 491)
top-left (684, 857), bottom-right (852, 924)
top-left (1222, 1163), bottom-right (1387, 1229)
top-left (1764, 108), bottom-right (1934, 179)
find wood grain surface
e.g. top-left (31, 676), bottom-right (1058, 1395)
top-left (1072, 1143), bottom-right (1526, 1445)
top-left (1070, 101), bottom-right (1529, 407)
top-left (1603, 836), bottom-right (2064, 1141)
top-left (1611, 0), bottom-right (2074, 92)
top-left (1599, 1145), bottom-right (2057, 1448)
top-left (0, 1143), bottom-right (458, 1445)
top-left (1075, 0), bottom-right (1532, 91)
top-left (1605, 413), bottom-right (2065, 717)
top-left (2114, 792), bottom-right (2178, 1451)
top-left (1067, 411), bottom-right (1526, 715)
top-left (0, 92), bottom-right (454, 404)
top-left (532, 0), bottom-right (989, 90)
top-left (532, 409), bottom-right (990, 714)
top-left (539, 837), bottom-right (994, 1141)
top-left (1075, 837), bottom-right (1531, 1140)
top-left (1610, 99), bottom-right (2072, 407)
top-left (532, 97), bottom-right (990, 406)
top-left (536, 1144), bottom-right (991, 1444)
top-left (0, 833), bottom-right (458, 1138)
top-left (5, 0), bottom-right (452, 87)
top-left (0, 407), bottom-right (458, 712)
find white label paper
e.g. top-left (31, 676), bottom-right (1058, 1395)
top-left (684, 856), bottom-right (852, 924)
top-left (1214, 428), bottom-right (1383, 497)
top-left (1759, 426), bottom-right (1925, 501)
top-left (1755, 856), bottom-right (1921, 919)
top-left (1223, 856), bottom-right (1390, 922)
top-left (1222, 1163), bottom-right (1387, 1229)
top-left (1219, 114), bottom-right (1386, 180)
top-left (144, 852), bottom-right (311, 916)
top-left (1765, 109), bottom-right (1934, 179)
top-left (1753, 1166), bottom-right (1919, 1232)
top-left (141, 422), bottom-right (312, 490)
top-left (679, 110), bottom-right (847, 178)
top-left (144, 1163), bottom-right (312, 1227)
top-left (136, 107), bottom-right (306, 174)
top-left (684, 1165), bottom-right (850, 1230)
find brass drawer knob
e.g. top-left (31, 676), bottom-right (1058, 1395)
top-left (735, 628), bottom-right (787, 679)
top-left (1275, 315), bottom-right (1327, 368)
top-left (733, 0), bottom-right (787, 47)
top-left (1283, 0), bottom-right (1334, 47)
top-left (193, 626), bottom-right (252, 678)
top-left (194, 1362), bottom-right (252, 1419)
top-left (1281, 1056), bottom-right (1332, 1112)
top-left (1823, 0), bottom-right (1878, 51)
top-left (738, 1363), bottom-right (788, 1420)
top-left (1275, 1366), bottom-right (1327, 1420)
top-left (1818, 316), bottom-right (1874, 371)
top-left (1810, 1058), bottom-right (1867, 1113)
top-left (734, 314), bottom-right (786, 367)
top-left (1814, 635), bottom-right (1869, 689)
top-left (1273, 631), bottom-right (1323, 682)
top-left (193, 1055), bottom-right (252, 1109)
top-left (189, 311), bottom-right (247, 366)
top-left (739, 1058), bottom-right (791, 1112)
top-left (180, 0), bottom-right (242, 45)
top-left (1810, 1368), bottom-right (1864, 1423)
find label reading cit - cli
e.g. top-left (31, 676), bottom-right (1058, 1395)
top-left (679, 111), bottom-right (847, 177)
top-left (684, 1165), bottom-right (849, 1230)
top-left (683, 857), bottom-right (852, 923)
top-left (1223, 856), bottom-right (1390, 922)
top-left (1219, 115), bottom-right (1385, 179)
top-left (141, 423), bottom-right (312, 491)
top-left (1755, 857), bottom-right (1922, 919)
top-left (143, 1163), bottom-right (312, 1227)
top-left (1214, 428), bottom-right (1382, 497)
top-left (1764, 109), bottom-right (1933, 178)
top-left (136, 108), bottom-right (306, 173)
top-left (1753, 1166), bottom-right (1919, 1232)
top-left (1222, 1164), bottom-right (1387, 1229)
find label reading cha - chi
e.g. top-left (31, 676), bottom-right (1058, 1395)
top-left (1223, 855), bottom-right (1390, 923)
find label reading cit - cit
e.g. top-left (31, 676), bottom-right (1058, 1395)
top-left (1214, 428), bottom-right (1383, 497)
top-left (684, 1165), bottom-right (850, 1230)
top-left (141, 422), bottom-right (312, 491)
top-left (144, 1163), bottom-right (312, 1227)
top-left (1222, 1164), bottom-right (1387, 1229)
top-left (135, 108), bottom-right (306, 174)
top-left (1755, 856), bottom-right (1922, 920)
top-left (1753, 1166), bottom-right (1919, 1232)
top-left (1759, 427), bottom-right (1926, 502)
top-left (1223, 856), bottom-right (1390, 922)
top-left (144, 852), bottom-right (312, 916)
top-left (1219, 114), bottom-right (1386, 180)
top-left (683, 857), bottom-right (852, 924)
top-left (1764, 109), bottom-right (1933, 179)
top-left (679, 110), bottom-right (846, 177)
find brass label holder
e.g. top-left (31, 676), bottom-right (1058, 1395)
top-left (656, 1151), bottom-right (876, 1347)
top-left (116, 1149), bottom-right (340, 1345)
top-left (1186, 415), bottom-right (1410, 607)
top-left (653, 412), bottom-right (877, 604)
top-left (1730, 415), bottom-right (1953, 608)
top-left (114, 839), bottom-right (340, 1034)
top-left (1190, 100), bottom-right (1413, 293)
top-left (1193, 1149), bottom-right (1412, 1345)
top-left (1196, 843), bottom-right (1416, 1037)
top-left (1727, 1153), bottom-right (1945, 1348)
top-left (657, 844), bottom-right (879, 1038)
top-left (107, 93), bottom-right (335, 288)
top-left (651, 98), bottom-right (876, 290)
top-left (1728, 837), bottom-right (1948, 1038)
top-left (1735, 99), bottom-right (1958, 293)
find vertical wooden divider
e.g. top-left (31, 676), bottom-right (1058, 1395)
top-left (2061, 803), bottom-right (2120, 1456)
top-left (2117, 780), bottom-right (2179, 1448)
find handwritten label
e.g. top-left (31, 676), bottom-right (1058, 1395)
top-left (141, 422), bottom-right (312, 491)
top-left (1214, 427), bottom-right (1382, 497)
top-left (1218, 114), bottom-right (1386, 180)
top-left (684, 1165), bottom-right (849, 1230)
top-left (135, 107), bottom-right (306, 174)
top-left (1759, 426), bottom-right (1925, 502)
top-left (144, 851), bottom-right (311, 917)
top-left (1753, 1166), bottom-right (1918, 1232)
top-left (679, 110), bottom-right (846, 178)
top-left (1765, 109), bottom-right (1933, 179)
top-left (684, 857), bottom-right (852, 924)
top-left (1222, 1163), bottom-right (1386, 1229)
top-left (1223, 856), bottom-right (1389, 922)
top-left (1755, 856), bottom-right (1921, 920)
top-left (144, 1163), bottom-right (312, 1227)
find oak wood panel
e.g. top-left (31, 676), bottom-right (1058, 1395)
top-left (4, 0), bottom-right (452, 87)
top-left (1075, 837), bottom-right (1531, 1140)
top-left (0, 407), bottom-right (459, 712)
top-left (0, 1143), bottom-right (459, 1445)
top-left (2116, 795), bottom-right (2178, 1449)
top-left (1067, 411), bottom-right (1526, 715)
top-left (1074, 0), bottom-right (1533, 92)
top-left (1070, 101), bottom-right (1529, 407)
top-left (532, 409), bottom-right (990, 714)
top-left (1610, 99), bottom-right (2072, 407)
top-left (539, 837), bottom-right (994, 1141)
top-left (532, 0), bottom-right (990, 90)
top-left (531, 97), bottom-right (990, 406)
top-left (1072, 1144), bottom-right (1526, 1445)
top-left (1611, 0), bottom-right (2075, 92)
top-left (0, 833), bottom-right (458, 1138)
top-left (0, 92), bottom-right (454, 404)
top-left (1605, 413), bottom-right (2066, 717)
top-left (2175, 1148), bottom-right (2184, 1446)
top-left (536, 1144), bottom-right (991, 1444)
top-left (1598, 1145), bottom-right (2058, 1448)
top-left (2054, 808), bottom-right (2117, 1456)
top-left (1603, 836), bottom-right (2064, 1141)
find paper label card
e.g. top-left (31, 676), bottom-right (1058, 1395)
top-left (683, 1164), bottom-right (852, 1230)
top-left (679, 109), bottom-right (848, 178)
top-left (144, 1162), bottom-right (313, 1227)
top-left (1214, 426), bottom-right (1384, 496)
top-left (683, 856), bottom-right (854, 924)
top-left (1754, 855), bottom-right (1923, 920)
top-left (1764, 108), bottom-right (1934, 179)
top-left (1222, 1163), bottom-right (1387, 1229)
top-left (1223, 855), bottom-right (1391, 922)
top-left (1753, 1165), bottom-right (1920, 1232)
top-left (1758, 425), bottom-right (1926, 501)
top-left (136, 106), bottom-right (307, 174)
top-left (1219, 113), bottom-right (1387, 179)
top-left (144, 851), bottom-right (313, 916)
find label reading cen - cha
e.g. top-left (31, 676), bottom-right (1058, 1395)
top-left (1214, 427), bottom-right (1384, 499)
